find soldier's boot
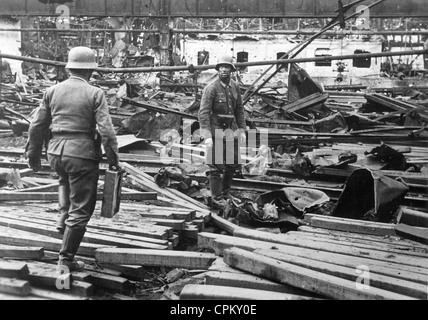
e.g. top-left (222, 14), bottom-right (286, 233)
top-left (55, 184), bottom-right (70, 234)
top-left (209, 174), bottom-right (226, 212)
top-left (57, 226), bottom-right (86, 272)
top-left (222, 170), bottom-right (235, 200)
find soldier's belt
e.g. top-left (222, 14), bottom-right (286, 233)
top-left (51, 132), bottom-right (94, 140)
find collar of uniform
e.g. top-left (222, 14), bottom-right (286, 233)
top-left (69, 75), bottom-right (88, 83)
top-left (218, 78), bottom-right (231, 88)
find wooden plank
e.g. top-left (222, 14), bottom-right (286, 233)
top-left (223, 248), bottom-right (415, 300)
top-left (0, 208), bottom-right (171, 241)
top-left (254, 249), bottom-right (427, 300)
top-left (27, 268), bottom-right (94, 297)
top-left (208, 257), bottom-right (244, 273)
top-left (0, 277), bottom-right (31, 296)
top-left (297, 226), bottom-right (428, 251)
top-left (141, 208), bottom-right (195, 221)
top-left (180, 284), bottom-right (319, 300)
top-left (0, 245), bottom-right (44, 259)
top-left (232, 230), bottom-right (428, 268)
top-left (395, 224), bottom-right (428, 245)
top-left (168, 234), bottom-right (180, 248)
top-left (397, 207), bottom-right (428, 228)
top-left (43, 250), bottom-right (146, 281)
top-left (0, 216), bottom-right (169, 250)
top-left (0, 225), bottom-right (110, 257)
top-left (0, 260), bottom-right (30, 278)
top-left (138, 211), bottom-right (175, 220)
top-left (139, 218), bottom-right (185, 230)
top-left (95, 248), bottom-right (217, 270)
top-left (209, 213), bottom-right (242, 235)
top-left (288, 230), bottom-right (428, 255)
top-left (84, 271), bottom-right (130, 291)
top-left (100, 264), bottom-right (146, 281)
top-left (309, 216), bottom-right (397, 237)
top-left (123, 162), bottom-right (210, 214)
top-left (283, 92), bottom-right (329, 114)
top-left (0, 191), bottom-right (157, 202)
top-left (18, 183), bottom-right (58, 193)
top-left (197, 233), bottom-right (428, 278)
top-left (234, 228), bottom-right (428, 258)
top-left (24, 261), bottom-right (92, 283)
top-left (205, 271), bottom-right (321, 297)
top-left (30, 288), bottom-right (88, 300)
top-left (182, 224), bottom-right (199, 239)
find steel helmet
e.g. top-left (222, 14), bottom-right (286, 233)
top-left (215, 55), bottom-right (236, 71)
top-left (65, 46), bottom-right (98, 69)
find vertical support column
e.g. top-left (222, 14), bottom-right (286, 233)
top-left (159, 0), bottom-right (172, 85)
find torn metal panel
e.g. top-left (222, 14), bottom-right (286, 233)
top-left (333, 168), bottom-right (409, 223)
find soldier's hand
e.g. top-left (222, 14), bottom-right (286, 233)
top-left (239, 132), bottom-right (246, 144)
top-left (28, 157), bottom-right (41, 173)
top-left (109, 161), bottom-right (123, 172)
top-left (205, 137), bottom-right (213, 148)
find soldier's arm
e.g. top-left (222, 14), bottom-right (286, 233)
top-left (198, 85), bottom-right (215, 139)
top-left (27, 92), bottom-right (52, 159)
top-left (94, 89), bottom-right (119, 168)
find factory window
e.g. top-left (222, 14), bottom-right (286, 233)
top-left (314, 48), bottom-right (332, 67)
top-left (197, 50), bottom-right (209, 65)
top-left (353, 50), bottom-right (371, 68)
top-left (277, 52), bottom-right (289, 71)
top-left (237, 51), bottom-right (249, 72)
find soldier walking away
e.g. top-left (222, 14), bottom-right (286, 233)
top-left (198, 55), bottom-right (247, 212)
top-left (26, 46), bottom-right (120, 272)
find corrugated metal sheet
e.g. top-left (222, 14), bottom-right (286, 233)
top-left (0, 0), bottom-right (426, 17)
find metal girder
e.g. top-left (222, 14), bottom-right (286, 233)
top-left (0, 0), bottom-right (427, 18)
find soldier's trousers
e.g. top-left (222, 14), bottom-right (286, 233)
top-left (48, 154), bottom-right (99, 229)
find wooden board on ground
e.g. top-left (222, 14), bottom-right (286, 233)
top-left (0, 245), bottom-right (44, 259)
top-left (204, 271), bottom-right (321, 297)
top-left (180, 284), bottom-right (319, 300)
top-left (223, 248), bottom-right (416, 300)
top-left (95, 248), bottom-right (217, 269)
top-left (0, 277), bottom-right (31, 296)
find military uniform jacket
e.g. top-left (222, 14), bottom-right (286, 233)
top-left (27, 76), bottom-right (119, 165)
top-left (198, 77), bottom-right (246, 140)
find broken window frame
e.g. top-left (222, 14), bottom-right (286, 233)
top-left (353, 49), bottom-right (372, 68)
top-left (314, 48), bottom-right (333, 67)
top-left (237, 51), bottom-right (249, 72)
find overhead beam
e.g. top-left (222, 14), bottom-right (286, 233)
top-left (0, 0), bottom-right (427, 18)
top-left (2, 49), bottom-right (427, 74)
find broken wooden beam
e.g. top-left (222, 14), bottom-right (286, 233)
top-left (95, 248), bottom-right (216, 269)
top-left (0, 216), bottom-right (169, 250)
top-left (394, 224), bottom-right (428, 245)
top-left (30, 288), bottom-right (88, 300)
top-left (121, 97), bottom-right (198, 119)
top-left (0, 225), bottom-right (110, 257)
top-left (0, 245), bottom-right (44, 259)
top-left (254, 248), bottom-right (427, 299)
top-left (0, 191), bottom-right (157, 202)
top-left (204, 271), bottom-right (320, 297)
top-left (306, 215), bottom-right (397, 237)
top-left (0, 277), bottom-right (31, 296)
top-left (282, 92), bottom-right (329, 114)
top-left (0, 260), bottom-right (30, 279)
top-left (180, 284), bottom-right (318, 300)
top-left (222, 247), bottom-right (415, 300)
top-left (198, 232), bottom-right (428, 270)
top-left (397, 207), bottom-right (428, 228)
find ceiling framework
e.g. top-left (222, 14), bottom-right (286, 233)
top-left (0, 0), bottom-right (427, 18)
